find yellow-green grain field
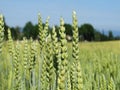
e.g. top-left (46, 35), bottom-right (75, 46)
top-left (0, 12), bottom-right (120, 90)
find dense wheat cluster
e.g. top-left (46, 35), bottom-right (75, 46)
top-left (0, 12), bottom-right (120, 90)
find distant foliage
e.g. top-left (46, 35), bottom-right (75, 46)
top-left (2, 13), bottom-right (119, 41)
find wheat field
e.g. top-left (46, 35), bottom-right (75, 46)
top-left (0, 12), bottom-right (120, 90)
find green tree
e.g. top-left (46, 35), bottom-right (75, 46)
top-left (23, 22), bottom-right (39, 39)
top-left (108, 30), bottom-right (114, 40)
top-left (79, 23), bottom-right (95, 41)
top-left (94, 30), bottom-right (101, 41)
top-left (100, 30), bottom-right (109, 41)
top-left (64, 23), bottom-right (73, 36)
top-left (10, 26), bottom-right (21, 40)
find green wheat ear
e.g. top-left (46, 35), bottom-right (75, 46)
top-left (45, 33), bottom-right (54, 90)
top-left (40, 17), bottom-right (50, 90)
top-left (13, 41), bottom-right (21, 90)
top-left (29, 37), bottom-right (36, 71)
top-left (51, 26), bottom-right (59, 71)
top-left (43, 16), bottom-right (50, 43)
top-left (51, 26), bottom-right (58, 54)
top-left (108, 77), bottom-right (115, 90)
top-left (71, 11), bottom-right (83, 90)
top-left (8, 28), bottom-right (14, 55)
top-left (38, 13), bottom-right (44, 50)
top-left (57, 17), bottom-right (68, 90)
top-left (51, 26), bottom-right (61, 89)
top-left (0, 14), bottom-right (4, 54)
top-left (99, 74), bottom-right (107, 90)
top-left (23, 37), bottom-right (28, 71)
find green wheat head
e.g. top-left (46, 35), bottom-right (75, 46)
top-left (8, 28), bottom-right (14, 55)
top-left (40, 16), bottom-right (50, 90)
top-left (108, 77), bottom-right (115, 90)
top-left (57, 17), bottom-right (68, 90)
top-left (45, 34), bottom-right (54, 90)
top-left (100, 74), bottom-right (107, 90)
top-left (0, 14), bottom-right (4, 54)
top-left (51, 26), bottom-right (58, 54)
top-left (43, 16), bottom-right (50, 44)
top-left (29, 38), bottom-right (36, 71)
top-left (23, 37), bottom-right (28, 71)
top-left (13, 42), bottom-right (21, 90)
top-left (72, 11), bottom-right (79, 62)
top-left (38, 13), bottom-right (44, 50)
top-left (71, 11), bottom-right (83, 90)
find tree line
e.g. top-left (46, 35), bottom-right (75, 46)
top-left (4, 19), bottom-right (120, 41)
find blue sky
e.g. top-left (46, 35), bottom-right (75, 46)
top-left (0, 0), bottom-right (120, 35)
